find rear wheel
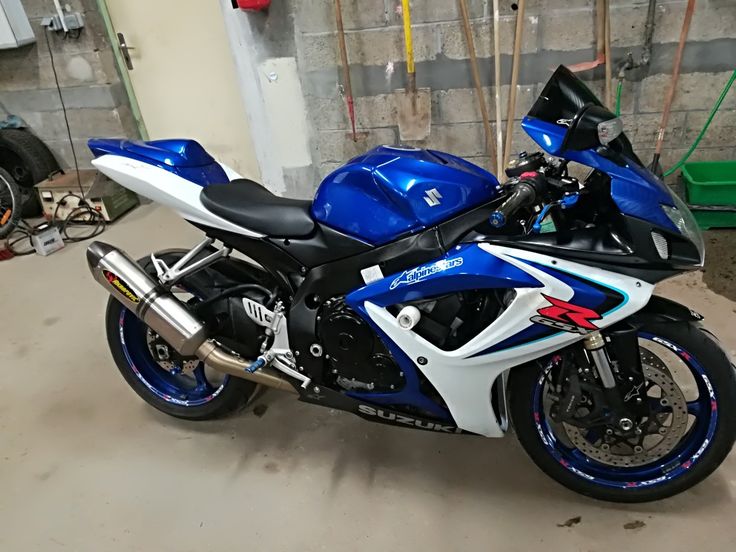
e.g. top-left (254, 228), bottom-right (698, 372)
top-left (104, 253), bottom-right (258, 420)
top-left (509, 322), bottom-right (736, 502)
top-left (106, 298), bottom-right (255, 420)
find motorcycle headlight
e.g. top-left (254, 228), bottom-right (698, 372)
top-left (661, 193), bottom-right (704, 265)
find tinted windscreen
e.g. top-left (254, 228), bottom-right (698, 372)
top-left (528, 65), bottom-right (603, 123)
top-left (528, 65), bottom-right (643, 166)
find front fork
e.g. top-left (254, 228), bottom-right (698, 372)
top-left (583, 329), bottom-right (646, 431)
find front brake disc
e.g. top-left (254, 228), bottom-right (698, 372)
top-left (564, 363), bottom-right (689, 467)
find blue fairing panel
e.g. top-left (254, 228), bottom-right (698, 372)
top-left (521, 117), bottom-right (678, 232)
top-left (342, 243), bottom-right (541, 417)
top-left (88, 138), bottom-right (228, 186)
top-left (312, 146), bottom-right (500, 245)
top-left (347, 243), bottom-right (541, 308)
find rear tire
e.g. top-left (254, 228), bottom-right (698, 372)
top-left (509, 322), bottom-right (736, 502)
top-left (106, 298), bottom-right (255, 420)
top-left (104, 253), bottom-right (258, 421)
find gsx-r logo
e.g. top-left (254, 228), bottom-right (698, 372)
top-left (389, 257), bottom-right (464, 290)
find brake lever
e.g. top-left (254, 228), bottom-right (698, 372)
top-left (531, 193), bottom-right (580, 234)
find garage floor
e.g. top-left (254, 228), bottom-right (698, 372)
top-left (2, 204), bottom-right (735, 551)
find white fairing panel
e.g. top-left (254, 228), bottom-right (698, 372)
top-left (219, 162), bottom-right (244, 181)
top-left (363, 244), bottom-right (655, 437)
top-left (92, 154), bottom-right (262, 237)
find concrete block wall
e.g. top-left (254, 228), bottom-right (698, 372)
top-left (249, 0), bottom-right (736, 192)
top-left (0, 0), bottom-right (135, 169)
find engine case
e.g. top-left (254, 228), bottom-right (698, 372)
top-left (318, 299), bottom-right (405, 392)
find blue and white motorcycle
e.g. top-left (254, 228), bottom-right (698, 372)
top-left (86, 66), bottom-right (735, 502)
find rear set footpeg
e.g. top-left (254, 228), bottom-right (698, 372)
top-left (243, 298), bottom-right (311, 388)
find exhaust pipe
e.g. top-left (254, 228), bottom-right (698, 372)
top-left (86, 241), bottom-right (297, 394)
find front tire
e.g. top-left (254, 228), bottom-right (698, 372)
top-left (509, 322), bottom-right (736, 502)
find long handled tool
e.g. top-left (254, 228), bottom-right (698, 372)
top-left (492, 0), bottom-right (504, 172)
top-left (651, 0), bottom-right (696, 172)
top-left (603, 0), bottom-right (613, 107)
top-left (334, 0), bottom-right (357, 142)
top-left (567, 0), bottom-right (606, 73)
top-left (458, 0), bottom-right (495, 170)
top-left (395, 0), bottom-right (431, 141)
top-left (503, 0), bottom-right (526, 167)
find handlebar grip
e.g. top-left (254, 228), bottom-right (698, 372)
top-left (489, 182), bottom-right (537, 228)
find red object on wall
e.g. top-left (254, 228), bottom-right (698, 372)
top-left (236, 0), bottom-right (271, 10)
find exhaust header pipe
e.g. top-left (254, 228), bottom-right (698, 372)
top-left (86, 242), bottom-right (296, 394)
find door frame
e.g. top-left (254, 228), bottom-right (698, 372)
top-left (95, 0), bottom-right (148, 140)
top-left (96, 0), bottom-right (282, 191)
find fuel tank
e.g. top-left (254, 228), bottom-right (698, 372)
top-left (311, 145), bottom-right (500, 245)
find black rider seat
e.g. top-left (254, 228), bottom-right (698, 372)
top-left (200, 180), bottom-right (315, 238)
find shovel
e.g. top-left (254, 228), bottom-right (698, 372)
top-left (395, 0), bottom-right (431, 141)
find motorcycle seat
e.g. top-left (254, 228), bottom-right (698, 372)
top-left (200, 179), bottom-right (315, 238)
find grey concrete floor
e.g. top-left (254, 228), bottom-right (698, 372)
top-left (2, 203), bottom-right (736, 551)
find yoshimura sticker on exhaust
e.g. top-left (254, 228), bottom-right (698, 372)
top-left (103, 270), bottom-right (140, 303)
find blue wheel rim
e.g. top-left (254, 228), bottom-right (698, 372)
top-left (118, 307), bottom-right (227, 407)
top-left (532, 333), bottom-right (718, 489)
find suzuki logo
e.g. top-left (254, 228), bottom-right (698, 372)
top-left (423, 188), bottom-right (443, 207)
top-left (530, 294), bottom-right (602, 334)
top-left (357, 405), bottom-right (462, 433)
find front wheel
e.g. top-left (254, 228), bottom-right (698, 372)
top-left (509, 322), bottom-right (736, 502)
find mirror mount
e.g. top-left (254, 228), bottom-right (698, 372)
top-left (595, 145), bottom-right (627, 167)
top-left (561, 104), bottom-right (622, 152)
top-left (559, 102), bottom-right (595, 152)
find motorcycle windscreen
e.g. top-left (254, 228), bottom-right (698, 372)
top-left (528, 65), bottom-right (603, 124)
top-left (525, 65), bottom-right (643, 166)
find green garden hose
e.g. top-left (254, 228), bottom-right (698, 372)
top-left (614, 79), bottom-right (623, 116)
top-left (663, 68), bottom-right (736, 177)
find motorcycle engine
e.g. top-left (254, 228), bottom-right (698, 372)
top-left (318, 299), bottom-right (405, 392)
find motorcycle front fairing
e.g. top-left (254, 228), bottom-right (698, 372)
top-left (520, 66), bottom-right (704, 270)
top-left (344, 241), bottom-right (653, 436)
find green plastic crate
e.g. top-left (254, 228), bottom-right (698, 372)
top-left (691, 209), bottom-right (736, 230)
top-left (682, 160), bottom-right (736, 206)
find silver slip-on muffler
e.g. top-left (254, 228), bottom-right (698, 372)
top-left (86, 241), bottom-right (297, 394)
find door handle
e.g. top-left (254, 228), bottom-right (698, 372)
top-left (117, 32), bottom-right (136, 70)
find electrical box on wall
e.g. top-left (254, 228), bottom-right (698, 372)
top-left (0, 0), bottom-right (35, 49)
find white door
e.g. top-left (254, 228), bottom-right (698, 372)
top-left (105, 0), bottom-right (260, 180)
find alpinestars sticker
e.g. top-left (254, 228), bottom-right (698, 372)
top-left (389, 257), bottom-right (463, 289)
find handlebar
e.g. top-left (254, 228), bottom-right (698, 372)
top-left (489, 180), bottom-right (538, 228)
